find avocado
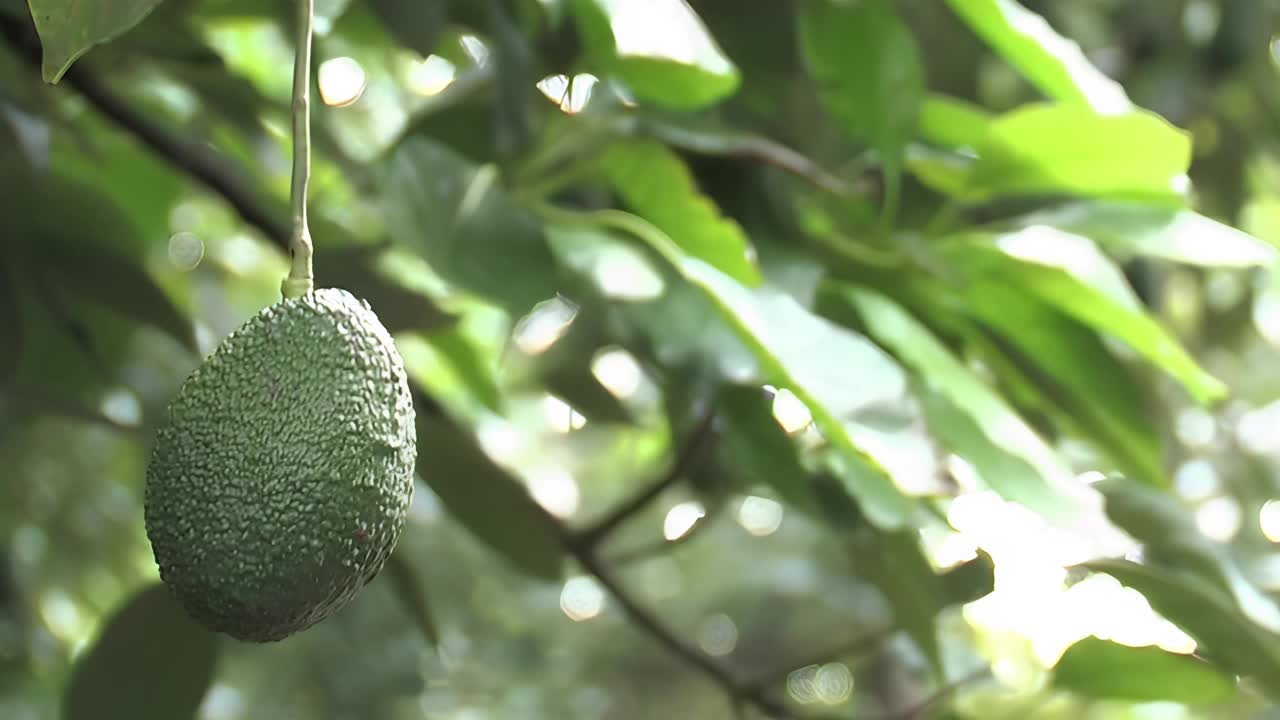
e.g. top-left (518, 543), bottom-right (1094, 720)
top-left (144, 288), bottom-right (417, 642)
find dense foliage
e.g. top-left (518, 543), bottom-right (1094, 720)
top-left (4, 1), bottom-right (1280, 718)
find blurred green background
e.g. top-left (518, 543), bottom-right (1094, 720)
top-left (6, 0), bottom-right (1280, 718)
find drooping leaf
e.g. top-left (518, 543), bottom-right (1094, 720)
top-left (850, 527), bottom-right (945, 680)
top-left (415, 413), bottom-right (564, 580)
top-left (1084, 559), bottom-right (1280, 698)
top-left (942, 0), bottom-right (1131, 113)
top-left (966, 104), bottom-right (1192, 204)
top-left (383, 138), bottom-right (561, 316)
top-left (568, 0), bottom-right (740, 109)
top-left (600, 139), bottom-right (760, 286)
top-left (384, 554), bottom-right (441, 646)
top-left (1054, 636), bottom-right (1235, 704)
top-left (940, 551), bottom-right (995, 605)
top-left (28, 0), bottom-right (167, 83)
top-left (960, 284), bottom-right (1163, 486)
top-left (1006, 202), bottom-right (1277, 268)
top-left (940, 232), bottom-right (1226, 404)
top-left (63, 584), bottom-right (219, 720)
top-left (836, 287), bottom-right (1076, 516)
top-left (1096, 477), bottom-right (1280, 634)
top-left (799, 0), bottom-right (924, 182)
top-left (919, 94), bottom-right (992, 150)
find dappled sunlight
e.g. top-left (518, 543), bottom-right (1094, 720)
top-left (786, 663), bottom-right (854, 706)
top-left (317, 57), bottom-right (366, 107)
top-left (513, 297), bottom-right (578, 355)
top-left (560, 577), bottom-right (606, 622)
top-left (768, 387), bottom-right (812, 435)
top-left (696, 614), bottom-right (738, 657)
top-left (591, 348), bottom-right (645, 399)
top-left (663, 501), bottom-right (706, 541)
top-left (527, 466), bottom-right (580, 518)
top-left (407, 55), bottom-right (456, 96)
top-left (737, 496), bottom-right (784, 537)
top-left (537, 74), bottom-right (598, 115)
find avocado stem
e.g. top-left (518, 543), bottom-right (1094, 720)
top-left (282, 0), bottom-right (315, 299)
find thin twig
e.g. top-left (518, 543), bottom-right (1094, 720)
top-left (738, 627), bottom-right (894, 697)
top-left (607, 505), bottom-right (717, 565)
top-left (558, 525), bottom-right (797, 720)
top-left (574, 411), bottom-right (716, 548)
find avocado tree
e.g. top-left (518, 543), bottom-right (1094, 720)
top-left (4, 0), bottom-right (1280, 718)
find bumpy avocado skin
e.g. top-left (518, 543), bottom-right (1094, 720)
top-left (145, 288), bottom-right (416, 642)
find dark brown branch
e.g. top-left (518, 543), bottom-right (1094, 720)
top-left (0, 14), bottom-right (291, 251)
top-left (575, 411), bottom-right (716, 548)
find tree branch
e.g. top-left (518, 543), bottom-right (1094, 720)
top-left (0, 14), bottom-right (292, 251)
top-left (574, 411), bottom-right (716, 548)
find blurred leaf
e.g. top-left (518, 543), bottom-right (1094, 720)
top-left (489, 0), bottom-right (536, 159)
top-left (29, 0), bottom-right (166, 83)
top-left (415, 412), bottom-right (564, 580)
top-left (941, 233), bottom-right (1226, 404)
top-left (1096, 477), bottom-right (1280, 634)
top-left (1084, 559), bottom-right (1280, 698)
top-left (961, 284), bottom-right (1163, 485)
top-left (384, 138), bottom-right (561, 315)
top-left (1007, 202), bottom-right (1277, 268)
top-left (905, 146), bottom-right (974, 197)
top-left (1054, 637), bottom-right (1235, 704)
top-left (63, 584), bottom-right (219, 720)
top-left (715, 384), bottom-right (813, 511)
top-left (529, 312), bottom-right (633, 424)
top-left (943, 0), bottom-right (1131, 113)
top-left (919, 94), bottom-right (991, 150)
top-left (600, 139), bottom-right (761, 286)
top-left (940, 551), bottom-right (995, 604)
top-left (315, 245), bottom-right (456, 335)
top-left (837, 287), bottom-right (1075, 516)
top-left (568, 0), bottom-right (740, 109)
top-left (553, 213), bottom-right (913, 527)
top-left (384, 554), bottom-right (441, 646)
top-left (425, 327), bottom-right (503, 414)
top-left (850, 527), bottom-right (944, 679)
top-left (799, 0), bottom-right (923, 181)
top-left (0, 247), bottom-right (19, 383)
top-left (966, 105), bottom-right (1191, 204)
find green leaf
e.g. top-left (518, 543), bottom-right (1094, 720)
top-left (568, 0), bottom-right (739, 109)
top-left (966, 104), bottom-right (1192, 204)
top-left (799, 0), bottom-right (924, 180)
top-left (1054, 637), bottom-right (1235, 704)
top-left (550, 212), bottom-right (913, 528)
top-left (424, 327), bottom-right (503, 414)
top-left (1096, 477), bottom-right (1280, 634)
top-left (315, 245), bottom-right (456, 335)
top-left (28, 0), bottom-right (166, 83)
top-left (715, 384), bottom-right (814, 512)
top-left (960, 284), bottom-right (1163, 486)
top-left (942, 0), bottom-right (1130, 113)
top-left (1007, 202), bottom-right (1277, 268)
top-left (63, 584), bottom-right (219, 720)
top-left (384, 555), bottom-right (441, 646)
top-left (415, 413), bottom-right (564, 580)
top-left (919, 94), bottom-right (992, 150)
top-left (837, 287), bottom-right (1077, 516)
top-left (0, 247), bottom-right (20, 383)
top-left (940, 232), bottom-right (1226, 404)
top-left (850, 527), bottom-right (944, 679)
top-left (600, 139), bottom-right (761, 286)
top-left (1083, 559), bottom-right (1280, 698)
top-left (383, 138), bottom-right (561, 315)
top-left (366, 0), bottom-right (446, 55)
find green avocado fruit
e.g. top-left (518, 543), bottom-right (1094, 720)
top-left (144, 288), bottom-right (417, 642)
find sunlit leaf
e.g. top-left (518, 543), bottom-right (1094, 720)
top-left (550, 212), bottom-right (913, 528)
top-left (1007, 202), bottom-right (1277, 268)
top-left (966, 104), bottom-right (1192, 204)
top-left (943, 0), bottom-right (1130, 113)
top-left (799, 0), bottom-right (923, 182)
top-left (940, 233), bottom-right (1225, 404)
top-left (415, 413), bottom-right (564, 580)
top-left (837, 287), bottom-right (1076, 516)
top-left (919, 94), bottom-right (991, 150)
top-left (1084, 559), bottom-right (1280, 698)
top-left (960, 285), bottom-right (1163, 486)
top-left (568, 0), bottom-right (739, 109)
top-left (29, 0), bottom-right (167, 83)
top-left (63, 584), bottom-right (219, 720)
top-left (423, 327), bottom-right (503, 414)
top-left (1054, 636), bottom-right (1235, 704)
top-left (600, 139), bottom-right (760, 286)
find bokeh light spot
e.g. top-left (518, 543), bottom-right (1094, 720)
top-left (317, 57), bottom-right (367, 107)
top-left (696, 614), bottom-right (738, 657)
top-left (167, 231), bottom-right (204, 271)
top-left (560, 576), bottom-right (606, 622)
top-left (737, 496), bottom-right (783, 536)
top-left (663, 501), bottom-right (706, 541)
top-left (592, 349), bottom-right (644, 399)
